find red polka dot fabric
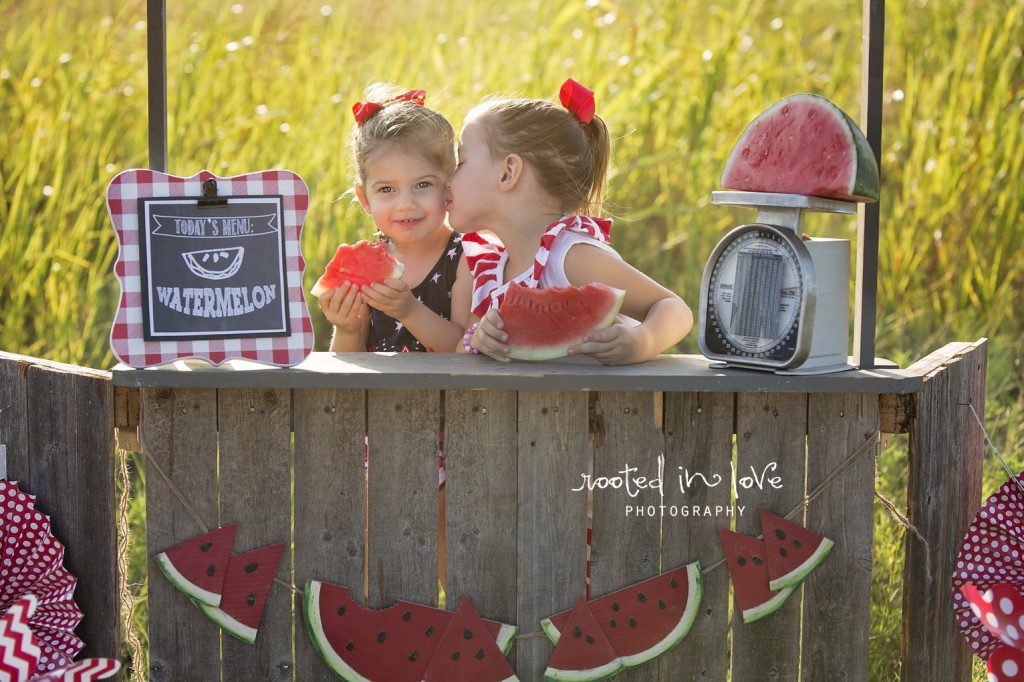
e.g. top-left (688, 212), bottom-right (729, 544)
top-left (953, 471), bottom-right (1024, 661)
top-left (989, 644), bottom-right (1024, 681)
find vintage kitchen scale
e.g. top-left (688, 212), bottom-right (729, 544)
top-left (698, 190), bottom-right (856, 375)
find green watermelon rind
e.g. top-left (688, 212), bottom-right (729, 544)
top-left (740, 584), bottom-right (798, 624)
top-left (506, 286), bottom-right (626, 362)
top-left (768, 536), bottom-right (835, 591)
top-left (495, 622), bottom-right (519, 657)
top-left (538, 561), bottom-right (703, 666)
top-left (154, 551), bottom-right (221, 608)
top-left (192, 598), bottom-right (258, 645)
top-left (543, 656), bottom-right (624, 681)
top-left (301, 581), bottom-right (371, 682)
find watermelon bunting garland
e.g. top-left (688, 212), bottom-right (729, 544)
top-left (543, 598), bottom-right (623, 681)
top-left (421, 596), bottom-right (518, 681)
top-left (153, 523), bottom-right (237, 607)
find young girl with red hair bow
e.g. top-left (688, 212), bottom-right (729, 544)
top-left (449, 78), bottom-right (693, 364)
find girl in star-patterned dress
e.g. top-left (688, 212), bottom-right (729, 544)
top-left (319, 82), bottom-right (472, 354)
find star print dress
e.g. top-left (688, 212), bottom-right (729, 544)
top-left (366, 231), bottom-right (463, 352)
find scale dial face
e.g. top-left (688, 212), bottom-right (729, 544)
top-left (702, 225), bottom-right (808, 362)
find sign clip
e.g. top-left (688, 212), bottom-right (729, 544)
top-left (197, 178), bottom-right (227, 208)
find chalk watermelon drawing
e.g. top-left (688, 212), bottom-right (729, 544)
top-left (182, 246), bottom-right (245, 280)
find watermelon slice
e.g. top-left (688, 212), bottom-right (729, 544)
top-left (195, 542), bottom-right (285, 644)
top-left (539, 562), bottom-right (701, 668)
top-left (719, 528), bottom-right (797, 623)
top-left (720, 93), bottom-right (880, 202)
top-left (303, 580), bottom-right (517, 681)
top-left (499, 282), bottom-right (625, 361)
top-left (760, 510), bottom-right (834, 591)
top-left (310, 240), bottom-right (405, 297)
top-left (153, 523), bottom-right (237, 607)
top-left (543, 598), bottom-right (623, 681)
top-left (422, 596), bottom-right (519, 681)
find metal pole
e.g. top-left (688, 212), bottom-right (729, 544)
top-left (854, 0), bottom-right (884, 368)
top-left (147, 0), bottom-right (168, 172)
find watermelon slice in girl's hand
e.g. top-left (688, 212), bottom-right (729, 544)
top-left (302, 580), bottom-right (517, 681)
top-left (153, 523), bottom-right (237, 607)
top-left (719, 529), bottom-right (797, 623)
top-left (195, 543), bottom-right (285, 644)
top-left (759, 510), bottom-right (834, 591)
top-left (961, 583), bottom-right (1024, 651)
top-left (421, 596), bottom-right (518, 681)
top-left (539, 562), bottom-right (702, 668)
top-left (499, 282), bottom-right (625, 361)
top-left (543, 598), bottom-right (623, 681)
top-left (310, 241), bottom-right (405, 297)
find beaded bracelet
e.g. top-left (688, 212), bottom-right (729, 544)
top-left (461, 322), bottom-right (480, 354)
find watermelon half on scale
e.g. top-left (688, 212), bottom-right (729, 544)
top-left (720, 93), bottom-right (880, 202)
top-left (543, 597), bottom-right (623, 681)
top-left (153, 523), bottom-right (237, 607)
top-left (311, 240), bottom-right (405, 297)
top-left (719, 528), bottom-right (796, 623)
top-left (421, 596), bottom-right (519, 681)
top-left (540, 562), bottom-right (702, 668)
top-left (303, 580), bottom-right (517, 681)
top-left (760, 509), bottom-right (834, 591)
top-left (195, 542), bottom-right (285, 644)
top-left (499, 282), bottom-right (625, 361)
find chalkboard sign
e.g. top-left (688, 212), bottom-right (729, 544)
top-left (138, 196), bottom-right (291, 341)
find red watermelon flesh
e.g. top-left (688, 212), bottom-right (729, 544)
top-left (421, 596), bottom-right (518, 681)
top-left (195, 542), bottom-right (285, 644)
top-left (153, 523), bottom-right (237, 607)
top-left (310, 240), bottom-right (405, 297)
top-left (719, 529), bottom-right (797, 623)
top-left (760, 509), bottom-right (834, 591)
top-left (540, 562), bottom-right (702, 668)
top-left (498, 282), bottom-right (625, 361)
top-left (544, 597), bottom-right (623, 681)
top-left (302, 580), bottom-right (517, 681)
top-left (720, 93), bottom-right (880, 202)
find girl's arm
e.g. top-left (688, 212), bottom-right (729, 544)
top-left (563, 244), bottom-right (693, 364)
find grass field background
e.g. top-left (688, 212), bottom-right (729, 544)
top-left (2, 0), bottom-right (1022, 678)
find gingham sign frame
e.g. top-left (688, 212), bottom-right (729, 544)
top-left (107, 169), bottom-right (314, 368)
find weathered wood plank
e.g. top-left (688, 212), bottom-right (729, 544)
top-left (730, 392), bottom-right (807, 680)
top-left (366, 390), bottom-right (440, 609)
top-left (293, 388), bottom-right (367, 680)
top-left (589, 391), bottom-right (662, 681)
top-left (141, 388), bottom-right (220, 680)
top-left (801, 393), bottom-right (878, 680)
top-left (0, 355), bottom-right (30, 484)
top-left (879, 392), bottom-right (913, 434)
top-left (25, 364), bottom-right (119, 660)
top-left (902, 339), bottom-right (987, 681)
top-left (660, 392), bottom-right (734, 680)
top-left (516, 391), bottom-right (589, 680)
top-left (218, 388), bottom-right (292, 680)
top-left (444, 390), bottom-right (518, 659)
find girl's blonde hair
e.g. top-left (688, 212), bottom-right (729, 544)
top-left (467, 95), bottom-right (611, 215)
top-left (347, 82), bottom-right (456, 185)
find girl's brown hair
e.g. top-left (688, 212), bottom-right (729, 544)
top-left (347, 82), bottom-right (456, 185)
top-left (467, 95), bottom-right (611, 215)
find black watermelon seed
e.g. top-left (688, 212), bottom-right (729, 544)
top-left (200, 541), bottom-right (213, 552)
top-left (670, 577), bottom-right (678, 588)
top-left (463, 628), bottom-right (473, 640)
top-left (573, 626), bottom-right (582, 639)
top-left (775, 528), bottom-right (786, 541)
top-left (793, 539), bottom-right (802, 548)
top-left (586, 635), bottom-right (595, 644)
top-left (637, 592), bottom-right (647, 603)
top-left (377, 630), bottom-right (387, 644)
top-left (658, 599), bottom-right (666, 610)
top-left (451, 650), bottom-right (461, 661)
top-left (401, 610), bottom-right (411, 622)
top-left (346, 641), bottom-right (354, 651)
top-left (476, 648), bottom-right (485, 660)
top-left (206, 564), bottom-right (216, 577)
top-left (609, 619), bottom-right (617, 628)
top-left (337, 605), bottom-right (345, 617)
top-left (628, 618), bottom-right (637, 628)
top-left (752, 555), bottom-right (763, 565)
top-left (780, 548), bottom-right (788, 558)
top-left (246, 593), bottom-right (255, 607)
top-left (408, 650), bottom-right (418, 662)
top-left (611, 602), bottom-right (620, 612)
top-left (244, 562), bottom-right (259, 574)
top-left (425, 626), bottom-right (434, 637)
top-left (737, 555), bottom-right (747, 566)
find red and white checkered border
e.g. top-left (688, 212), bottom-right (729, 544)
top-left (106, 169), bottom-right (315, 368)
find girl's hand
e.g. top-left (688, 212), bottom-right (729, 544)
top-left (361, 278), bottom-right (416, 320)
top-left (568, 324), bottom-right (650, 365)
top-left (319, 282), bottom-right (368, 333)
top-left (471, 308), bottom-right (511, 362)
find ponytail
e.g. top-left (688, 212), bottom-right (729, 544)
top-left (581, 114), bottom-right (611, 215)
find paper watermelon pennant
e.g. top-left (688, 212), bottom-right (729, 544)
top-left (153, 523), bottom-right (237, 607)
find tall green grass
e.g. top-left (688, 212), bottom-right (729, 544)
top-left (2, 0), bottom-right (1022, 678)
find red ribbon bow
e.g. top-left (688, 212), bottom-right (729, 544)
top-left (559, 78), bottom-right (595, 124)
top-left (352, 89), bottom-right (427, 126)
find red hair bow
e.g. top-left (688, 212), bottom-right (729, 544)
top-left (559, 78), bottom-right (595, 124)
top-left (352, 89), bottom-right (427, 126)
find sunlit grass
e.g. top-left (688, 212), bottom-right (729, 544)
top-left (2, 0), bottom-right (1022, 679)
